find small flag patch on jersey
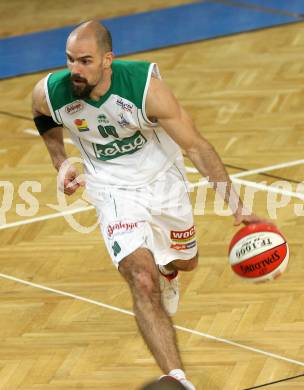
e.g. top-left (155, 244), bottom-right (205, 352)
top-left (74, 119), bottom-right (89, 132)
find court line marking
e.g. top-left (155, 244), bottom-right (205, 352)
top-left (0, 205), bottom-right (94, 230)
top-left (232, 178), bottom-right (304, 200)
top-left (224, 163), bottom-right (301, 184)
top-left (0, 271), bottom-right (303, 368)
top-left (186, 158), bottom-right (304, 177)
top-left (23, 128), bottom-right (74, 145)
top-left (0, 111), bottom-right (32, 121)
top-left (243, 373), bottom-right (304, 390)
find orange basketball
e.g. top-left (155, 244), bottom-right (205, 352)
top-left (228, 223), bottom-right (289, 283)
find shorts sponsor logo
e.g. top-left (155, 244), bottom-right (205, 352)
top-left (116, 98), bottom-right (133, 112)
top-left (107, 221), bottom-right (139, 238)
top-left (170, 225), bottom-right (196, 243)
top-left (93, 131), bottom-right (147, 160)
top-left (74, 118), bottom-right (90, 132)
top-left (170, 240), bottom-right (197, 250)
top-left (65, 101), bottom-right (84, 115)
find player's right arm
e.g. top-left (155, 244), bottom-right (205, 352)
top-left (32, 78), bottom-right (67, 171)
top-left (32, 78), bottom-right (83, 195)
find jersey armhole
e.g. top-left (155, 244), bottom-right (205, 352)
top-left (44, 74), bottom-right (62, 125)
top-left (141, 63), bottom-right (160, 126)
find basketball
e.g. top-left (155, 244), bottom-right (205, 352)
top-left (228, 223), bottom-right (289, 283)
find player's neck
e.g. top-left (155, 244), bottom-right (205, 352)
top-left (89, 68), bottom-right (112, 101)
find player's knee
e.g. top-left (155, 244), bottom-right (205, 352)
top-left (119, 248), bottom-right (160, 300)
top-left (131, 269), bottom-right (159, 300)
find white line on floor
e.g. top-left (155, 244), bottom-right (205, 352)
top-left (0, 205), bottom-right (94, 230)
top-left (232, 178), bottom-right (304, 200)
top-left (24, 128), bottom-right (74, 145)
top-left (185, 159), bottom-right (304, 177)
top-left (0, 272), bottom-right (303, 368)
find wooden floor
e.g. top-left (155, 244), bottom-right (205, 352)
top-left (1, 1), bottom-right (304, 389)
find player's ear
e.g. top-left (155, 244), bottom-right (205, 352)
top-left (103, 52), bottom-right (114, 69)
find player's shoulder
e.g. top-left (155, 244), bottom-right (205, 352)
top-left (111, 60), bottom-right (154, 108)
top-left (32, 76), bottom-right (50, 116)
top-left (32, 77), bottom-right (45, 98)
top-left (46, 69), bottom-right (74, 111)
top-left (112, 59), bottom-right (153, 86)
top-left (112, 59), bottom-right (151, 76)
top-left (47, 69), bottom-right (71, 90)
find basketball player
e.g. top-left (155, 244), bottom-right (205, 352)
top-left (32, 20), bottom-right (265, 389)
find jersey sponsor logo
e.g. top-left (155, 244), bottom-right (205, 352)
top-left (97, 114), bottom-right (109, 124)
top-left (170, 225), bottom-right (196, 243)
top-left (74, 119), bottom-right (90, 132)
top-left (93, 131), bottom-right (147, 160)
top-left (65, 101), bottom-right (84, 115)
top-left (107, 221), bottom-right (139, 238)
top-left (118, 113), bottom-right (130, 127)
top-left (116, 98), bottom-right (133, 113)
top-left (170, 240), bottom-right (197, 251)
top-left (98, 125), bottom-right (119, 138)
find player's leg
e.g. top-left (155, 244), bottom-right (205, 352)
top-left (118, 247), bottom-right (183, 373)
top-left (150, 161), bottom-right (199, 316)
top-left (88, 188), bottom-right (196, 388)
top-left (119, 248), bottom-right (196, 389)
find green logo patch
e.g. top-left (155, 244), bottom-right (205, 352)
top-left (93, 131), bottom-right (147, 161)
top-left (98, 125), bottom-right (119, 139)
top-left (97, 114), bottom-right (109, 124)
top-left (112, 241), bottom-right (121, 257)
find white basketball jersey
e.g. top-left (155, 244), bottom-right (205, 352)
top-left (44, 60), bottom-right (183, 187)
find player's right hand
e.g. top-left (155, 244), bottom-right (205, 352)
top-left (60, 164), bottom-right (85, 196)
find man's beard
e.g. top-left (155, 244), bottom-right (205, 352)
top-left (70, 75), bottom-right (96, 99)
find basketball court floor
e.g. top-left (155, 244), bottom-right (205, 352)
top-left (1, 1), bottom-right (304, 389)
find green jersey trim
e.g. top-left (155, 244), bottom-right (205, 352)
top-left (84, 60), bottom-right (151, 109)
top-left (46, 60), bottom-right (152, 112)
top-left (46, 69), bottom-right (75, 114)
top-left (44, 74), bottom-right (62, 124)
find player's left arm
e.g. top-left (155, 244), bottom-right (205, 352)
top-left (146, 77), bottom-right (263, 226)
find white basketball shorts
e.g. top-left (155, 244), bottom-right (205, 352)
top-left (87, 162), bottom-right (198, 268)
